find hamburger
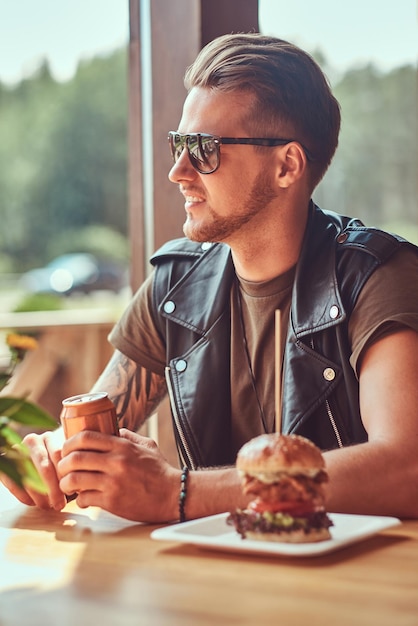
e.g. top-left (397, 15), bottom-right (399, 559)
top-left (228, 433), bottom-right (333, 543)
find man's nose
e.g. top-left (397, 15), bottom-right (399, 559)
top-left (168, 148), bottom-right (196, 183)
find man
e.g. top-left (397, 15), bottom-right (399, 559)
top-left (3, 33), bottom-right (418, 522)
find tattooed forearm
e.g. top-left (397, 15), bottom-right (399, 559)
top-left (128, 367), bottom-right (167, 424)
top-left (91, 350), bottom-right (167, 431)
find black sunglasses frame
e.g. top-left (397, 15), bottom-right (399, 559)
top-left (168, 131), bottom-right (313, 174)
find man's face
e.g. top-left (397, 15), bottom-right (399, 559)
top-left (168, 87), bottom-right (279, 245)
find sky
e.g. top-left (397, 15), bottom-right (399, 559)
top-left (0, 0), bottom-right (416, 85)
top-left (259, 0), bottom-right (417, 73)
top-left (0, 0), bottom-right (130, 84)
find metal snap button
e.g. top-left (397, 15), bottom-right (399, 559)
top-left (337, 232), bottom-right (348, 243)
top-left (175, 359), bottom-right (187, 372)
top-left (201, 242), bottom-right (212, 251)
top-left (329, 305), bottom-right (339, 319)
top-left (323, 367), bottom-right (336, 381)
top-left (163, 300), bottom-right (176, 314)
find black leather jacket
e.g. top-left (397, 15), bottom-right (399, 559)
top-left (150, 204), bottom-right (414, 469)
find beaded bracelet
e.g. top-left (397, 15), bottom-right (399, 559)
top-left (179, 466), bottom-right (189, 523)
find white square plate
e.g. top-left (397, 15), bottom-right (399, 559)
top-left (151, 512), bottom-right (401, 557)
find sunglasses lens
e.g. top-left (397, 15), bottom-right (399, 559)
top-left (188, 135), bottom-right (218, 173)
top-left (169, 133), bottom-right (218, 174)
top-left (169, 133), bottom-right (184, 162)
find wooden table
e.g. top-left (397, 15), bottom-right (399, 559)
top-left (0, 485), bottom-right (417, 626)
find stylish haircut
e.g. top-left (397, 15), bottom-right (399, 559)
top-left (184, 33), bottom-right (341, 188)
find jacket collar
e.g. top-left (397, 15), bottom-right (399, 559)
top-left (159, 204), bottom-right (347, 336)
top-left (159, 242), bottom-right (235, 335)
top-left (290, 204), bottom-right (347, 337)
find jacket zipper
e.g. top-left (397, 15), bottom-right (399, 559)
top-left (309, 338), bottom-right (343, 448)
top-left (325, 399), bottom-right (343, 448)
top-left (165, 366), bottom-right (196, 469)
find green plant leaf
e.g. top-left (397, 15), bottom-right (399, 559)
top-left (0, 396), bottom-right (57, 428)
top-left (1, 446), bottom-right (49, 494)
top-left (0, 397), bottom-right (26, 418)
top-left (0, 424), bottom-right (23, 447)
top-left (20, 457), bottom-right (49, 494)
top-left (0, 373), bottom-right (11, 392)
top-left (0, 455), bottom-right (25, 488)
top-left (0, 395), bottom-right (56, 495)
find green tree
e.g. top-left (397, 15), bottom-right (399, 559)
top-left (0, 50), bottom-right (128, 270)
top-left (0, 61), bottom-right (61, 268)
top-left (26, 50), bottom-right (128, 266)
top-left (315, 62), bottom-right (417, 234)
top-left (0, 49), bottom-right (416, 271)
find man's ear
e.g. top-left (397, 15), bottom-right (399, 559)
top-left (275, 143), bottom-right (307, 188)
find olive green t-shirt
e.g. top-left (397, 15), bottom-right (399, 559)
top-left (109, 247), bottom-right (418, 448)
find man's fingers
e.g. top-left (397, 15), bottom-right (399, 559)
top-left (119, 427), bottom-right (157, 449)
top-left (23, 431), bottom-right (66, 510)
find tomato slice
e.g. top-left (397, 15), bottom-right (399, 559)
top-left (248, 499), bottom-right (316, 517)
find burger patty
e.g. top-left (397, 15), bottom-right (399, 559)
top-left (241, 470), bottom-right (328, 504)
top-left (228, 508), bottom-right (333, 538)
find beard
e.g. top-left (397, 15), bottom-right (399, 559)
top-left (183, 167), bottom-right (277, 244)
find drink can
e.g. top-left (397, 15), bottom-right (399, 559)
top-left (60, 392), bottom-right (119, 438)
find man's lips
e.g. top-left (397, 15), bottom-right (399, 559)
top-left (180, 187), bottom-right (205, 205)
top-left (185, 196), bottom-right (204, 204)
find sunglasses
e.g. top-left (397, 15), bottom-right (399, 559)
top-left (168, 131), bottom-right (313, 174)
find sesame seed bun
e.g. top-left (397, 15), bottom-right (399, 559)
top-left (236, 433), bottom-right (325, 479)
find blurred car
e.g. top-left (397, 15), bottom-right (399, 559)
top-left (21, 253), bottom-right (128, 296)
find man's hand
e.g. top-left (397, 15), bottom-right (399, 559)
top-left (57, 428), bottom-right (181, 523)
top-left (0, 427), bottom-right (66, 511)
